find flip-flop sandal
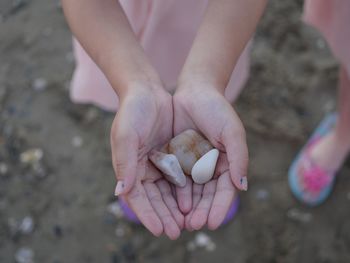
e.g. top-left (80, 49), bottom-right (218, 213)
top-left (119, 196), bottom-right (240, 226)
top-left (288, 113), bottom-right (338, 206)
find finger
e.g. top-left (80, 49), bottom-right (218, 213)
top-left (144, 182), bottom-right (181, 240)
top-left (207, 172), bottom-right (236, 230)
top-left (176, 176), bottom-right (193, 213)
top-left (125, 182), bottom-right (163, 236)
top-left (190, 180), bottom-right (216, 230)
top-left (221, 125), bottom-right (249, 191)
top-left (111, 127), bottom-right (139, 195)
top-left (156, 179), bottom-right (185, 229)
top-left (190, 179), bottom-right (217, 229)
top-left (185, 183), bottom-right (203, 231)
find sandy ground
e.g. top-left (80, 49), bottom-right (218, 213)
top-left (1, 0), bottom-right (350, 262)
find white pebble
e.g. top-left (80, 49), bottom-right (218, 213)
top-left (72, 136), bottom-right (83, 148)
top-left (19, 216), bottom-right (34, 234)
top-left (0, 162), bottom-right (8, 175)
top-left (194, 232), bottom-right (216, 251)
top-left (191, 149), bottom-right (219, 184)
top-left (107, 201), bottom-right (124, 219)
top-left (32, 78), bottom-right (48, 91)
top-left (20, 149), bottom-right (43, 164)
top-left (15, 247), bottom-right (34, 263)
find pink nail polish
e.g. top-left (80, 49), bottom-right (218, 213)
top-left (114, 181), bottom-right (124, 196)
top-left (240, 177), bottom-right (248, 191)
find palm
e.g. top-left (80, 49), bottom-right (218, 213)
top-left (173, 88), bottom-right (248, 230)
top-left (111, 88), bottom-right (183, 239)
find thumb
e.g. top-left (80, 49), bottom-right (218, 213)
top-left (221, 124), bottom-right (249, 191)
top-left (111, 129), bottom-right (139, 196)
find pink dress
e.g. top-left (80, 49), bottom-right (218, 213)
top-left (70, 0), bottom-right (250, 111)
top-left (70, 0), bottom-right (350, 112)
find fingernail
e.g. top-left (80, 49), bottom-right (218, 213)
top-left (114, 181), bottom-right (125, 196)
top-left (240, 176), bottom-right (248, 191)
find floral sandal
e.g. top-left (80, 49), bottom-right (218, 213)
top-left (288, 113), bottom-right (338, 206)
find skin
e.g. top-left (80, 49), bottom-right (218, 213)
top-left (174, 0), bottom-right (267, 229)
top-left (61, 0), bottom-right (267, 237)
top-left (310, 67), bottom-right (350, 171)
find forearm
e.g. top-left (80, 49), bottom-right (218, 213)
top-left (62, 0), bottom-right (161, 98)
top-left (179, 0), bottom-right (267, 92)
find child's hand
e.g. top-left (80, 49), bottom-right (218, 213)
top-left (173, 83), bottom-right (248, 230)
top-left (111, 84), bottom-right (183, 239)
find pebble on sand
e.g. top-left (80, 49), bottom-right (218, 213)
top-left (72, 136), bottom-right (83, 148)
top-left (32, 78), bottom-right (48, 91)
top-left (19, 216), bottom-right (34, 234)
top-left (15, 247), bottom-right (34, 263)
top-left (187, 232), bottom-right (216, 252)
top-left (20, 148), bottom-right (43, 165)
top-left (0, 162), bottom-right (8, 175)
top-left (107, 201), bottom-right (124, 219)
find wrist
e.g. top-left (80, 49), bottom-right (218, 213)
top-left (177, 74), bottom-right (226, 96)
top-left (98, 49), bottom-right (163, 99)
top-left (177, 70), bottom-right (226, 95)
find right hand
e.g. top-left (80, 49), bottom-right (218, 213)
top-left (111, 83), bottom-right (183, 239)
top-left (173, 83), bottom-right (249, 231)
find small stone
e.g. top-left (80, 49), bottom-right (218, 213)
top-left (32, 78), bottom-right (48, 91)
top-left (20, 149), bottom-right (43, 165)
top-left (149, 151), bottom-right (186, 187)
top-left (0, 162), bottom-right (8, 175)
top-left (169, 129), bottom-right (213, 175)
top-left (72, 136), bottom-right (83, 148)
top-left (287, 208), bottom-right (312, 223)
top-left (195, 232), bottom-right (211, 247)
top-left (107, 201), bottom-right (124, 219)
top-left (255, 189), bottom-right (269, 201)
top-left (19, 216), bottom-right (34, 234)
top-left (191, 149), bottom-right (219, 184)
top-left (115, 225), bottom-right (125, 237)
top-left (193, 232), bottom-right (216, 252)
top-left (15, 247), bottom-right (34, 263)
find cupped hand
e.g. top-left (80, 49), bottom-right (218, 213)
top-left (111, 84), bottom-right (183, 239)
top-left (173, 84), bottom-right (249, 230)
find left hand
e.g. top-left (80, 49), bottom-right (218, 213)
top-left (173, 83), bottom-right (249, 230)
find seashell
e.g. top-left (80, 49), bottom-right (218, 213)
top-left (150, 129), bottom-right (219, 186)
top-left (149, 150), bottom-right (187, 187)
